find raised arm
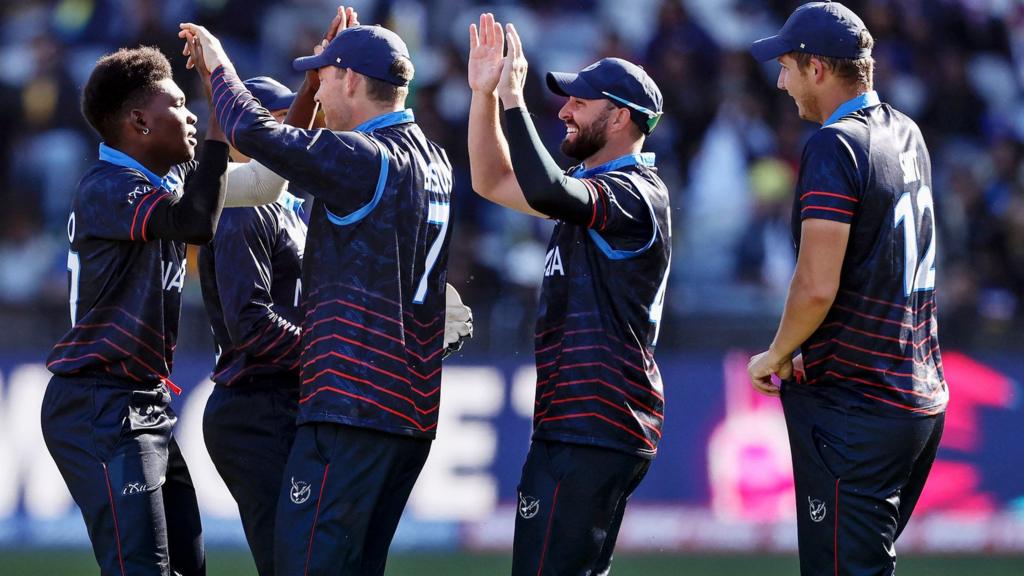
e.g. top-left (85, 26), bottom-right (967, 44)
top-left (491, 21), bottom-right (597, 223)
top-left (467, 13), bottom-right (542, 217)
top-left (180, 20), bottom-right (380, 208)
top-left (145, 32), bottom-right (228, 244)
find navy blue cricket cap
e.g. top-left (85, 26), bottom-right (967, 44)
top-left (546, 57), bottom-right (663, 135)
top-left (750, 1), bottom-right (871, 62)
top-left (243, 76), bottom-right (296, 112)
top-left (293, 25), bottom-right (412, 86)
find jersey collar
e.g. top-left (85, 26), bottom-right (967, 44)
top-left (355, 109), bottom-right (415, 133)
top-left (98, 143), bottom-right (182, 192)
top-left (571, 152), bottom-right (656, 178)
top-left (823, 91), bottom-right (880, 127)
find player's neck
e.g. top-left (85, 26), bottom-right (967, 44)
top-left (346, 104), bottom-right (404, 131)
top-left (582, 140), bottom-right (643, 171)
top-left (816, 84), bottom-right (869, 125)
top-left (115, 141), bottom-right (172, 177)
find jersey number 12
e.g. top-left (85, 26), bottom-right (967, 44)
top-left (893, 185), bottom-right (936, 295)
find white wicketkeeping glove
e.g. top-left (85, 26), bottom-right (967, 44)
top-left (443, 283), bottom-right (473, 360)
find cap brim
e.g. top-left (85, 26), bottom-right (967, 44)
top-left (293, 53), bottom-right (332, 72)
top-left (750, 35), bottom-right (792, 62)
top-left (545, 71), bottom-right (603, 99)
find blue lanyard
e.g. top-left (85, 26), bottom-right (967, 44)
top-left (571, 153), bottom-right (656, 178)
top-left (823, 91), bottom-right (880, 127)
top-left (98, 143), bottom-right (182, 192)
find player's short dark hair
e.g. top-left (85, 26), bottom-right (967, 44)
top-left (364, 59), bottom-right (414, 105)
top-left (82, 46), bottom-right (172, 142)
top-left (793, 29), bottom-right (875, 89)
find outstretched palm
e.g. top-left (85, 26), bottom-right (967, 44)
top-left (468, 13), bottom-right (505, 94)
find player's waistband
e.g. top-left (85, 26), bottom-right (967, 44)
top-left (52, 370), bottom-right (168, 391)
top-left (216, 370), bottom-right (300, 390)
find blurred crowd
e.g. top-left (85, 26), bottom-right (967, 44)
top-left (1, 0), bottom-right (1023, 353)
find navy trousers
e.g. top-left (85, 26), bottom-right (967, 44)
top-left (41, 374), bottom-right (204, 576)
top-left (781, 381), bottom-right (944, 576)
top-left (511, 440), bottom-right (651, 576)
top-left (274, 422), bottom-right (431, 576)
top-left (203, 380), bottom-right (298, 576)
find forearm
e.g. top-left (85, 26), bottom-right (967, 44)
top-left (234, 307), bottom-right (302, 363)
top-left (768, 276), bottom-right (836, 360)
top-left (285, 77), bottom-right (319, 130)
top-left (468, 90), bottom-right (514, 195)
top-left (147, 141), bottom-right (229, 243)
top-left (223, 161), bottom-right (286, 207)
top-left (503, 107), bottom-right (593, 223)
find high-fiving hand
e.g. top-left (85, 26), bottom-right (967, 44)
top-left (497, 22), bottom-right (527, 109)
top-left (468, 13), bottom-right (505, 95)
top-left (178, 23), bottom-right (230, 76)
top-left (306, 6), bottom-right (359, 92)
top-left (468, 13), bottom-right (528, 109)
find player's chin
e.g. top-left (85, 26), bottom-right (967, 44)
top-left (177, 140), bottom-right (197, 163)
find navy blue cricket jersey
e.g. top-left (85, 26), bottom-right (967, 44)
top-left (47, 144), bottom-right (195, 385)
top-left (211, 67), bottom-right (453, 438)
top-left (533, 153), bottom-right (671, 458)
top-left (793, 91), bottom-right (947, 416)
top-left (198, 195), bottom-right (306, 387)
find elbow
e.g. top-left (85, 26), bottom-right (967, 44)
top-left (791, 271), bottom-right (839, 310)
top-left (798, 281), bottom-right (839, 310)
top-left (183, 222), bottom-right (216, 245)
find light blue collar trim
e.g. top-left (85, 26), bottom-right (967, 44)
top-left (355, 109), bottom-right (415, 133)
top-left (98, 143), bottom-right (181, 192)
top-left (572, 153), bottom-right (656, 178)
top-left (823, 91), bottom-right (880, 127)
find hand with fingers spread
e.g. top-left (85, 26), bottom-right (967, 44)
top-left (468, 13), bottom-right (505, 95)
top-left (306, 6), bottom-right (359, 92)
top-left (497, 23), bottom-right (528, 110)
top-left (178, 23), bottom-right (231, 76)
top-left (747, 349), bottom-right (793, 397)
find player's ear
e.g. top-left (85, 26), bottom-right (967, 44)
top-left (129, 108), bottom-right (149, 137)
top-left (811, 57), bottom-right (826, 84)
top-left (610, 106), bottom-right (633, 135)
top-left (345, 69), bottom-right (360, 99)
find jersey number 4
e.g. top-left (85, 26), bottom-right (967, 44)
top-left (894, 185), bottom-right (936, 295)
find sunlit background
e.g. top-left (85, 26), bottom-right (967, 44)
top-left (1, 0), bottom-right (1023, 574)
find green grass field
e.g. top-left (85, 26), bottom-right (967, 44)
top-left (2, 550), bottom-right (1024, 575)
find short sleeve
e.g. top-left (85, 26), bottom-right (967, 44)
top-left (81, 170), bottom-right (173, 242)
top-left (580, 172), bottom-right (656, 254)
top-left (797, 130), bottom-right (862, 224)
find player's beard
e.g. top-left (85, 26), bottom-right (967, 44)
top-left (560, 112), bottom-right (611, 161)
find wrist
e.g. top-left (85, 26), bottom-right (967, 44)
top-left (500, 92), bottom-right (525, 111)
top-left (766, 344), bottom-right (790, 366)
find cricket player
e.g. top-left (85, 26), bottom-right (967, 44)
top-left (198, 75), bottom-right (307, 576)
top-left (180, 6), bottom-right (462, 573)
top-left (747, 2), bottom-right (946, 574)
top-left (41, 44), bottom-right (229, 576)
top-left (467, 14), bottom-right (671, 575)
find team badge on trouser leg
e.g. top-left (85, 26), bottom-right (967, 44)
top-left (781, 383), bottom-right (945, 575)
top-left (274, 423), bottom-right (431, 576)
top-left (511, 440), bottom-right (650, 576)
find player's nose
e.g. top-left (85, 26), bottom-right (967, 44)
top-left (557, 103), bottom-right (572, 123)
top-left (777, 69), bottom-right (785, 90)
